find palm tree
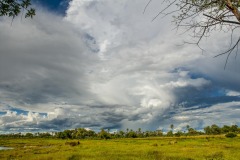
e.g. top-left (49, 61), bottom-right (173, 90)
top-left (170, 124), bottom-right (174, 131)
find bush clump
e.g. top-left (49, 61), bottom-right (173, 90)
top-left (65, 141), bottom-right (80, 146)
top-left (225, 132), bottom-right (237, 138)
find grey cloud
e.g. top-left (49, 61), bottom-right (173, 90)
top-left (0, 12), bottom-right (98, 109)
top-left (1, 0), bottom-right (240, 133)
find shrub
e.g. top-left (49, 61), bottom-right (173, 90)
top-left (204, 151), bottom-right (224, 160)
top-left (225, 132), bottom-right (237, 138)
top-left (68, 154), bottom-right (81, 160)
top-left (65, 141), bottom-right (80, 146)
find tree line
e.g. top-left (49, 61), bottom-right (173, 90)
top-left (0, 124), bottom-right (239, 139)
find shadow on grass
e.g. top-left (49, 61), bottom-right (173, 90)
top-left (147, 150), bottom-right (194, 160)
top-left (68, 154), bottom-right (82, 160)
top-left (204, 151), bottom-right (224, 160)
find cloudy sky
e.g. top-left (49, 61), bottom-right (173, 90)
top-left (0, 0), bottom-right (240, 133)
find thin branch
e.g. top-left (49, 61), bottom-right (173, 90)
top-left (214, 37), bottom-right (240, 58)
top-left (152, 0), bottom-right (177, 21)
top-left (203, 13), bottom-right (240, 25)
top-left (143, 0), bottom-right (152, 14)
top-left (224, 52), bottom-right (231, 69)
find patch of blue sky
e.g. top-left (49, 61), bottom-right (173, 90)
top-left (9, 108), bottom-right (28, 115)
top-left (39, 112), bottom-right (48, 117)
top-left (182, 96), bottom-right (240, 109)
top-left (208, 87), bottom-right (227, 97)
top-left (0, 112), bottom-right (6, 115)
top-left (174, 83), bottom-right (240, 113)
top-left (188, 71), bottom-right (211, 80)
top-left (8, 107), bottom-right (47, 117)
top-left (170, 67), bottom-right (212, 82)
top-left (32, 0), bottom-right (69, 15)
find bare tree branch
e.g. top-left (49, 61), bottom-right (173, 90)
top-left (143, 0), bottom-right (152, 14)
top-left (144, 0), bottom-right (240, 69)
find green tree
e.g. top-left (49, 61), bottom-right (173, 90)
top-left (38, 132), bottom-right (52, 138)
top-left (138, 128), bottom-right (142, 134)
top-left (204, 126), bottom-right (212, 135)
top-left (137, 128), bottom-right (144, 138)
top-left (166, 130), bottom-right (173, 137)
top-left (174, 131), bottom-right (183, 137)
top-left (56, 132), bottom-right (66, 139)
top-left (221, 125), bottom-right (231, 133)
top-left (0, 0), bottom-right (35, 19)
top-left (186, 125), bottom-right (190, 131)
top-left (211, 124), bottom-right (221, 135)
top-left (187, 128), bottom-right (198, 136)
top-left (145, 0), bottom-right (240, 68)
top-left (156, 129), bottom-right (163, 137)
top-left (170, 124), bottom-right (174, 131)
top-left (74, 128), bottom-right (88, 139)
top-left (119, 130), bottom-right (125, 138)
top-left (62, 130), bottom-right (73, 139)
top-left (230, 124), bottom-right (238, 133)
top-left (98, 129), bottom-right (111, 139)
top-left (25, 132), bottom-right (33, 138)
top-left (76, 128), bottom-right (96, 139)
top-left (126, 130), bottom-right (137, 138)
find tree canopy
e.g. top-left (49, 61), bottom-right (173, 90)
top-left (0, 0), bottom-right (35, 19)
top-left (145, 0), bottom-right (240, 68)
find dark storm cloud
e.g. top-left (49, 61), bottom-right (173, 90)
top-left (0, 12), bottom-right (98, 109)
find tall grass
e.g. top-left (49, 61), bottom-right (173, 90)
top-left (0, 135), bottom-right (239, 160)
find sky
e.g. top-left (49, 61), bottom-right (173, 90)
top-left (0, 0), bottom-right (240, 133)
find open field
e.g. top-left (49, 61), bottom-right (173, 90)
top-left (0, 135), bottom-right (240, 160)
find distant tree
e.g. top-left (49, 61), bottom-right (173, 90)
top-left (186, 125), bottom-right (190, 131)
top-left (170, 124), bottom-right (174, 131)
top-left (25, 132), bottom-right (33, 138)
top-left (88, 130), bottom-right (97, 138)
top-left (62, 130), bottom-right (73, 139)
top-left (187, 128), bottom-right (198, 136)
top-left (98, 129), bottom-right (111, 140)
top-left (38, 132), bottom-right (52, 138)
top-left (204, 126), bottom-right (212, 135)
top-left (174, 131), bottom-right (183, 137)
top-left (74, 128), bottom-right (88, 139)
top-left (0, 0), bottom-right (35, 19)
top-left (56, 132), bottom-right (66, 139)
top-left (156, 129), bottom-right (163, 137)
top-left (211, 124), bottom-right (221, 135)
top-left (138, 128), bottom-right (142, 134)
top-left (221, 125), bottom-right (230, 133)
top-left (126, 130), bottom-right (137, 138)
top-left (230, 124), bottom-right (238, 133)
top-left (166, 130), bottom-right (173, 137)
top-left (16, 132), bottom-right (22, 138)
top-left (136, 128), bottom-right (143, 138)
top-left (119, 130), bottom-right (125, 138)
top-left (74, 128), bottom-right (97, 139)
top-left (204, 124), bottom-right (222, 135)
top-left (144, 131), bottom-right (149, 137)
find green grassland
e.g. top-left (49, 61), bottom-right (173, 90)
top-left (0, 135), bottom-right (240, 160)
